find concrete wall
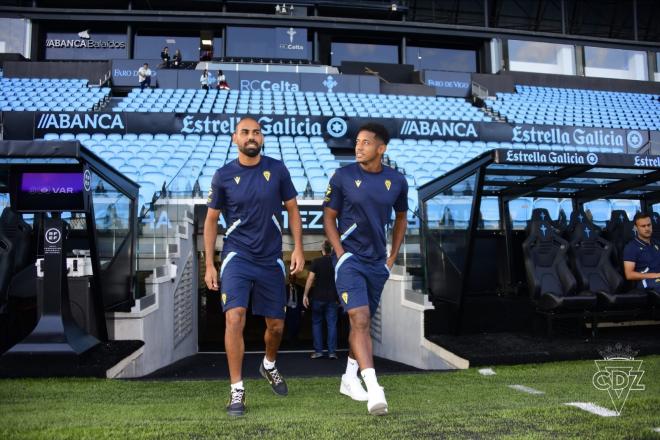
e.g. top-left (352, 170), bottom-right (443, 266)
top-left (372, 266), bottom-right (468, 370)
top-left (106, 210), bottom-right (197, 378)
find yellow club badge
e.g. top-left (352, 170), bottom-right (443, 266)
top-left (207, 188), bottom-right (213, 203)
top-left (234, 176), bottom-right (241, 184)
top-left (341, 292), bottom-right (349, 304)
top-left (221, 293), bottom-right (227, 304)
top-left (355, 180), bottom-right (362, 188)
top-left (385, 179), bottom-right (391, 191)
top-left (263, 170), bottom-right (271, 182)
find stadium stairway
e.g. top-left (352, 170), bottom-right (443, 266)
top-left (373, 266), bottom-right (469, 370)
top-left (105, 205), bottom-right (198, 378)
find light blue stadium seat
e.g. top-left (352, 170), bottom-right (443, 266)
top-left (309, 176), bottom-right (327, 195)
top-left (291, 176), bottom-right (308, 195)
top-left (198, 175), bottom-right (213, 193)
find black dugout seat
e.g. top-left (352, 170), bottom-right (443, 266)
top-left (0, 207), bottom-right (32, 274)
top-left (0, 234), bottom-right (13, 314)
top-left (565, 208), bottom-right (601, 239)
top-left (556, 209), bottom-right (569, 232)
top-left (526, 208), bottom-right (565, 236)
top-left (603, 210), bottom-right (635, 271)
top-left (651, 211), bottom-right (660, 241)
top-left (523, 220), bottom-right (597, 311)
top-left (569, 222), bottom-right (648, 308)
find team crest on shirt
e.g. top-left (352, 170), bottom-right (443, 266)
top-left (233, 176), bottom-right (241, 184)
top-left (263, 171), bottom-right (271, 182)
top-left (354, 180), bottom-right (362, 188)
top-left (385, 179), bottom-right (391, 191)
top-left (341, 292), bottom-right (348, 304)
top-left (324, 184), bottom-right (332, 202)
top-left (221, 293), bottom-right (227, 304)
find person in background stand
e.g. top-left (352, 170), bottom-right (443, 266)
top-left (138, 63), bottom-right (151, 90)
top-left (217, 69), bottom-right (230, 90)
top-left (172, 49), bottom-right (182, 68)
top-left (200, 69), bottom-right (210, 90)
top-left (303, 240), bottom-right (339, 359)
top-left (160, 46), bottom-right (170, 68)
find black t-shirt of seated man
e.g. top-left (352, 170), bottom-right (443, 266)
top-left (309, 255), bottom-right (338, 302)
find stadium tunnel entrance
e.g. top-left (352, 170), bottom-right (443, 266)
top-left (419, 148), bottom-right (660, 346)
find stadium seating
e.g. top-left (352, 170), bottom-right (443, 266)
top-left (0, 78), bottom-right (110, 112)
top-left (29, 128), bottom-right (644, 227)
top-left (522, 219), bottom-right (598, 313)
top-left (569, 221), bottom-right (648, 308)
top-left (484, 85), bottom-right (660, 130)
top-left (40, 132), bottom-right (339, 209)
top-left (603, 210), bottom-right (636, 271)
top-left (113, 88), bottom-right (492, 121)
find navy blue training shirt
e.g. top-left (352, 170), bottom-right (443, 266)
top-left (623, 237), bottom-right (660, 289)
top-left (207, 155), bottom-right (297, 262)
top-left (323, 162), bottom-right (408, 262)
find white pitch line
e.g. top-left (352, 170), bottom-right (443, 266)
top-left (508, 384), bottom-right (545, 395)
top-left (564, 402), bottom-right (619, 417)
top-left (478, 368), bottom-right (496, 376)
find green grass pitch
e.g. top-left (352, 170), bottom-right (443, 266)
top-left (1, 356), bottom-right (658, 439)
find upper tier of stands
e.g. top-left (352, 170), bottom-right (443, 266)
top-left (485, 85), bottom-right (660, 130)
top-left (0, 77), bottom-right (110, 112)
top-left (113, 88), bottom-right (492, 121)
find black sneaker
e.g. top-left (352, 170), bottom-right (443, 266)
top-left (226, 388), bottom-right (246, 416)
top-left (259, 362), bottom-right (288, 396)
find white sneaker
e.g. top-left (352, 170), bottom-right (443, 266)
top-left (367, 386), bottom-right (388, 415)
top-left (340, 374), bottom-right (368, 401)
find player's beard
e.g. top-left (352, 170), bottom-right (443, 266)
top-left (240, 141), bottom-right (262, 157)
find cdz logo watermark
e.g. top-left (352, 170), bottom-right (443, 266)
top-left (592, 343), bottom-right (645, 415)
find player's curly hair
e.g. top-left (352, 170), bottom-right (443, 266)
top-left (358, 122), bottom-right (390, 146)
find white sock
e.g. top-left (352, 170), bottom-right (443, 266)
top-left (231, 380), bottom-right (244, 391)
top-left (345, 356), bottom-right (359, 377)
top-left (361, 368), bottom-right (380, 392)
top-left (263, 356), bottom-right (276, 370)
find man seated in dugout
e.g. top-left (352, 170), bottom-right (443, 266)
top-left (623, 212), bottom-right (660, 290)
